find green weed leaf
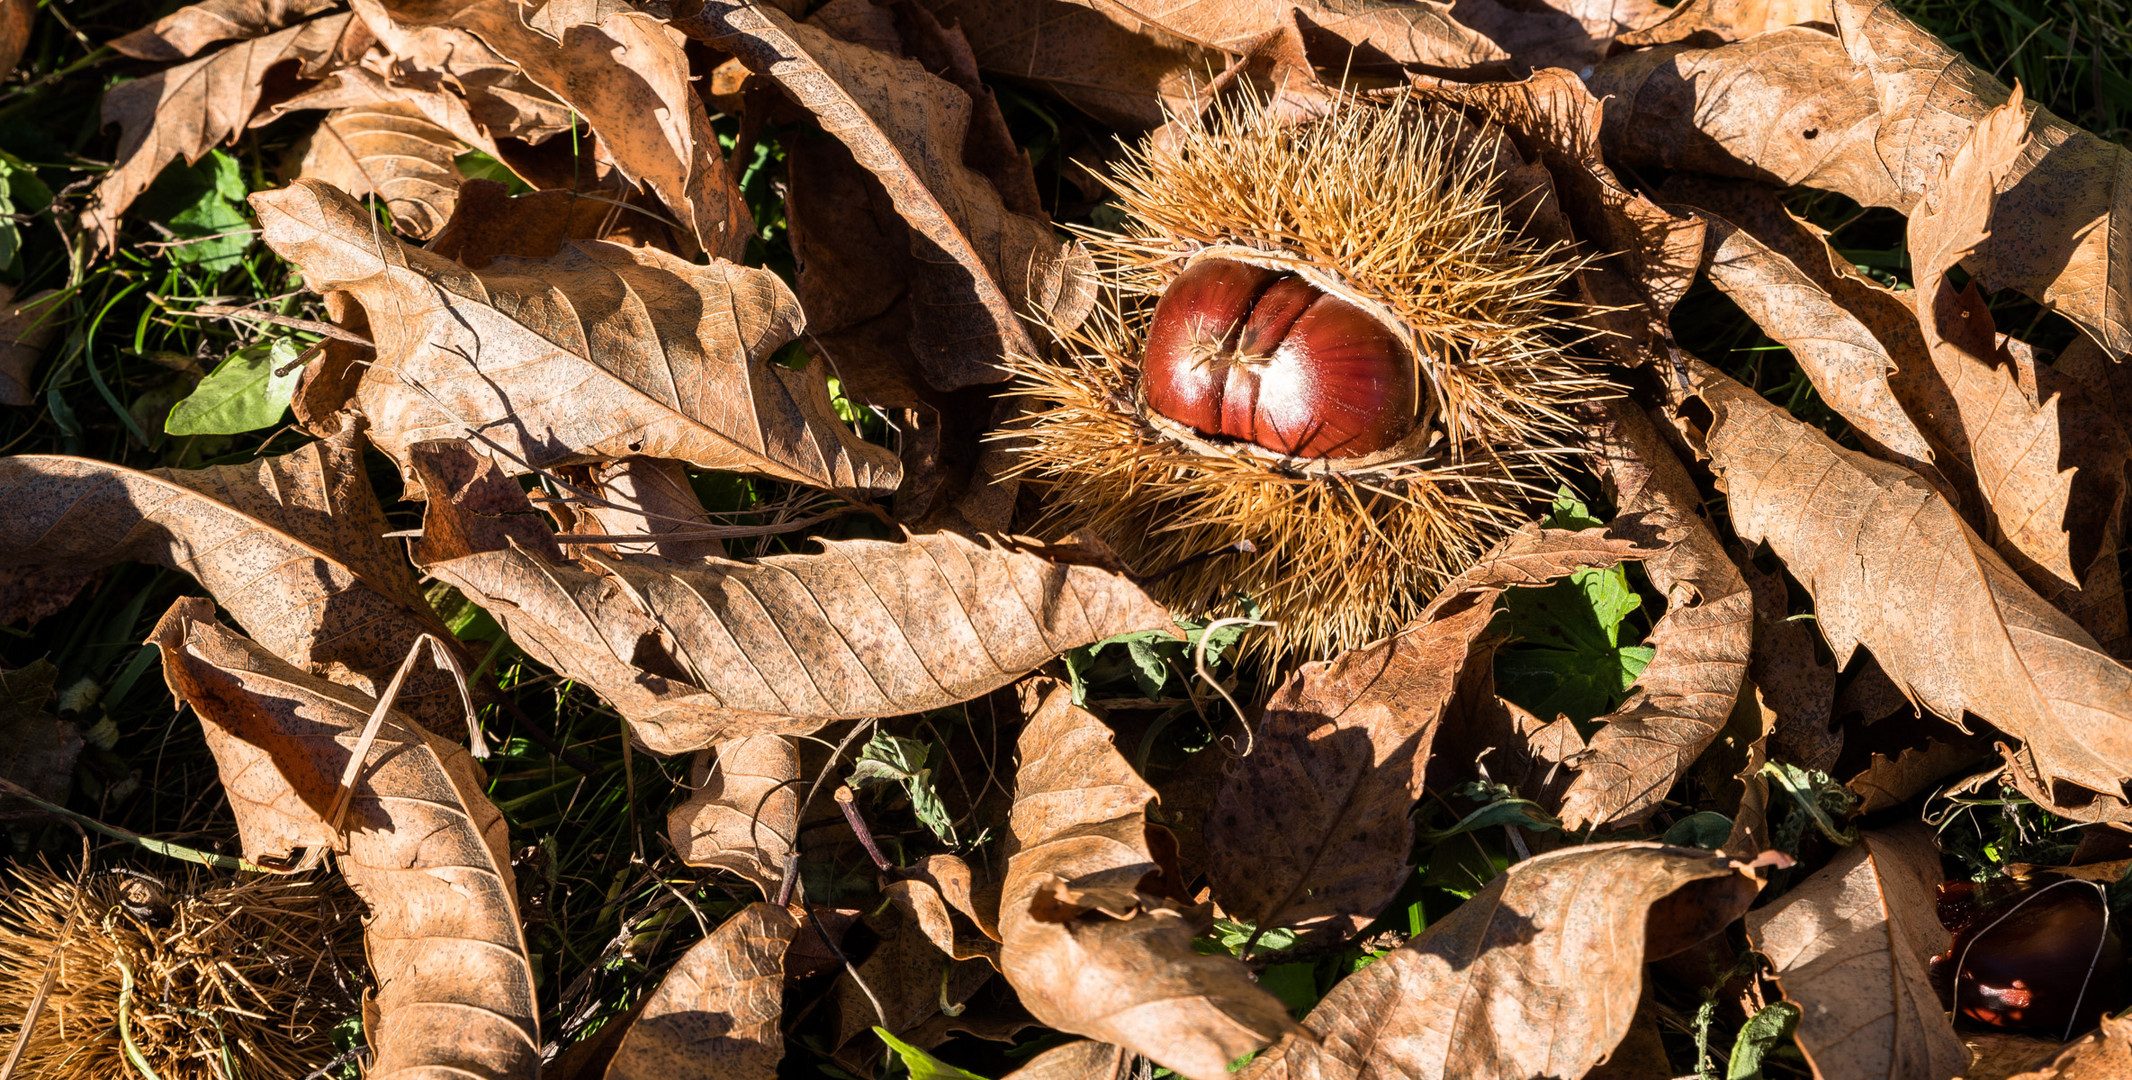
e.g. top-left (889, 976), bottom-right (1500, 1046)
top-left (165, 339), bottom-right (301, 436)
top-left (873, 1027), bottom-right (991, 1080)
top-left (1726, 1000), bottom-right (1801, 1080)
top-left (143, 150), bottom-right (253, 269)
top-left (850, 731), bottom-right (958, 846)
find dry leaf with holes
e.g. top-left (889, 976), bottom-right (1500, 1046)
top-left (0, 422), bottom-right (472, 734)
top-left (1204, 523), bottom-right (1665, 946)
top-left (1238, 843), bottom-right (1764, 1080)
top-left (604, 903), bottom-right (797, 1080)
top-left (253, 178), bottom-right (901, 499)
top-left (1745, 823), bottom-right (1968, 1080)
top-left (678, 0), bottom-right (1094, 391)
top-left (1000, 681), bottom-right (1300, 1080)
top-left (152, 598), bottom-right (539, 1080)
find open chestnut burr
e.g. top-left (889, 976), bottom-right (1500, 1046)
top-left (1930, 877), bottom-right (2129, 1038)
top-left (1141, 258), bottom-right (1421, 460)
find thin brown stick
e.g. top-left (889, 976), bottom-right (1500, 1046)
top-left (173, 304), bottom-right (375, 347)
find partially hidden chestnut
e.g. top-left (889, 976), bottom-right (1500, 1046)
top-left (1142, 257), bottom-right (1418, 459)
top-left (1928, 878), bottom-right (2128, 1038)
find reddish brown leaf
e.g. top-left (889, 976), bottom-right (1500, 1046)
top-left (82, 13), bottom-right (367, 249)
top-left (1238, 843), bottom-right (1763, 1080)
top-left (0, 0), bottom-right (31, 77)
top-left (253, 179), bottom-right (900, 499)
top-left (0, 422), bottom-right (471, 734)
top-left (426, 532), bottom-right (1173, 754)
top-left (151, 598), bottom-right (539, 1079)
top-left (667, 735), bottom-right (799, 899)
top-left (1001, 681), bottom-right (1299, 1080)
top-left (1745, 823), bottom-right (1968, 1080)
top-left (1562, 398), bottom-right (1754, 830)
top-left (1205, 523), bottom-right (1666, 946)
top-left (299, 101), bottom-right (466, 240)
top-left (1686, 357), bottom-right (2132, 820)
top-left (422, 180), bottom-right (681, 268)
top-left (677, 0), bottom-right (1094, 390)
top-left (605, 903), bottom-right (798, 1080)
top-left (109, 0), bottom-right (339, 60)
top-left (0, 286), bottom-right (61, 408)
top-left (1847, 737), bottom-right (1993, 814)
top-left (272, 26), bottom-right (571, 157)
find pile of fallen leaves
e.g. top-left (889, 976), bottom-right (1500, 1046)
top-left (0, 0), bottom-right (2129, 1078)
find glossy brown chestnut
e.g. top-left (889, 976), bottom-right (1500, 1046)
top-left (1928, 878), bottom-right (2128, 1037)
top-left (1142, 258), bottom-right (1418, 459)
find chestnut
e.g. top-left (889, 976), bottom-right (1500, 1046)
top-left (1142, 258), bottom-right (1419, 459)
top-left (1928, 878), bottom-right (2128, 1038)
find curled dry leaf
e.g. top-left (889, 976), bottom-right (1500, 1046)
top-left (1592, 1), bottom-right (2132, 355)
top-left (831, 895), bottom-right (996, 1051)
top-left (1696, 212), bottom-right (1938, 475)
top-left (605, 902), bottom-right (798, 1080)
top-left (1205, 522), bottom-right (1667, 946)
top-left (1847, 737), bottom-right (1993, 814)
top-left (151, 598), bottom-right (539, 1079)
top-left (360, 0), bottom-right (749, 261)
top-left (423, 179), bottom-right (681, 268)
top-left (300, 101), bottom-right (467, 240)
top-left (1061, 0), bottom-right (1509, 75)
top-left (0, 285), bottom-right (61, 407)
top-left (678, 0), bottom-right (1094, 391)
top-left (667, 735), bottom-right (800, 899)
top-left (1561, 398), bottom-right (1754, 830)
top-left (1238, 842), bottom-right (1764, 1080)
top-left (1001, 681), bottom-right (1299, 1080)
top-left (2004, 1011), bottom-right (2132, 1080)
top-left (82, 12), bottom-right (367, 249)
top-left (109, 0), bottom-right (339, 60)
top-left (1745, 823), bottom-right (1967, 1080)
top-left (0, 422), bottom-right (471, 734)
top-left (425, 529), bottom-right (1174, 754)
top-left (1616, 0), bottom-right (1835, 47)
top-left (555, 456), bottom-right (730, 562)
top-left (253, 178), bottom-right (900, 499)
top-left (1685, 358), bottom-right (2132, 820)
top-left (1904, 88), bottom-right (2132, 644)
top-left (1001, 1040), bottom-right (1133, 1080)
top-left (910, 0), bottom-right (1219, 130)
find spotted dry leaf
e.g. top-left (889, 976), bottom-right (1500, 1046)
top-left (253, 179), bottom-right (900, 499)
top-left (109, 0), bottom-right (339, 59)
top-left (667, 735), bottom-right (800, 899)
top-left (1686, 358), bottom-right (2132, 821)
top-left (1561, 398), bottom-right (1754, 830)
top-left (605, 903), bottom-right (798, 1080)
top-left (1238, 843), bottom-right (1763, 1080)
top-left (0, 422), bottom-right (471, 734)
top-left (0, 285), bottom-right (60, 408)
top-left (151, 599), bottom-right (539, 1080)
top-left (1745, 823), bottom-right (1968, 1080)
top-left (1001, 681), bottom-right (1299, 1080)
top-left (82, 12), bottom-right (367, 249)
top-left (677, 0), bottom-right (1094, 391)
top-left (300, 101), bottom-right (467, 239)
top-left (1616, 0), bottom-right (1835, 48)
top-left (1205, 523), bottom-right (1666, 946)
top-left (425, 531), bottom-right (1173, 754)
top-left (357, 0), bottom-right (749, 261)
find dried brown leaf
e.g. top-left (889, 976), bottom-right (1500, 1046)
top-left (1238, 843), bottom-right (1763, 1080)
top-left (151, 598), bottom-right (539, 1079)
top-left (0, 286), bottom-right (61, 408)
top-left (1686, 357), bottom-right (2132, 820)
top-left (678, 0), bottom-right (1094, 390)
top-left (83, 13), bottom-right (367, 249)
top-left (909, 0), bottom-right (1217, 130)
top-left (1698, 212), bottom-right (1939, 474)
top-left (301, 102), bottom-right (466, 240)
top-left (426, 532), bottom-right (1173, 754)
top-left (253, 178), bottom-right (900, 498)
top-left (832, 896), bottom-right (995, 1051)
top-left (423, 179), bottom-right (680, 268)
top-left (605, 902), bottom-right (798, 1080)
top-left (1745, 557), bottom-right (1840, 770)
top-left (1206, 523), bottom-right (1666, 945)
top-left (1067, 0), bottom-right (1508, 74)
top-left (1562, 398), bottom-right (1754, 830)
top-left (667, 735), bottom-right (799, 899)
top-left (273, 28), bottom-right (570, 155)
top-left (555, 457), bottom-right (729, 562)
top-left (359, 0), bottom-right (749, 260)
top-left (109, 0), bottom-right (339, 60)
top-left (0, 661), bottom-right (79, 819)
top-left (1002, 1040), bottom-right (1133, 1080)
top-left (1847, 737), bottom-right (1993, 813)
top-left (1616, 0), bottom-right (1835, 48)
top-left (2004, 1010), bottom-right (2132, 1080)
top-left (1001, 681), bottom-right (1299, 1080)
top-left (886, 876), bottom-right (1000, 966)
top-left (1745, 823), bottom-right (1967, 1080)
top-left (0, 0), bottom-right (30, 78)
top-left (0, 422), bottom-right (471, 734)
top-left (1446, 0), bottom-right (1675, 71)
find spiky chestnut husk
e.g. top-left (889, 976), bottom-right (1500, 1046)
top-left (1005, 92), bottom-right (1605, 668)
top-left (0, 863), bottom-right (363, 1080)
